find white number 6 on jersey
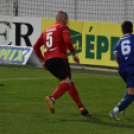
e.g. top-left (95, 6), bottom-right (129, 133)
top-left (121, 40), bottom-right (131, 55)
top-left (46, 32), bottom-right (53, 48)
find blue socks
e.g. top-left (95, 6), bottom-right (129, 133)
top-left (119, 90), bottom-right (128, 103)
top-left (123, 90), bottom-right (128, 99)
top-left (118, 95), bottom-right (134, 112)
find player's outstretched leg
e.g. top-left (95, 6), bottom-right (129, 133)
top-left (109, 94), bottom-right (134, 121)
top-left (68, 83), bottom-right (89, 116)
top-left (51, 83), bottom-right (70, 100)
top-left (45, 82), bottom-right (70, 113)
top-left (118, 95), bottom-right (134, 111)
top-left (118, 90), bottom-right (128, 114)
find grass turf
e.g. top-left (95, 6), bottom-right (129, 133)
top-left (0, 65), bottom-right (134, 134)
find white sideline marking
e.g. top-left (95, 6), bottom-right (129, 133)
top-left (0, 75), bottom-right (119, 81)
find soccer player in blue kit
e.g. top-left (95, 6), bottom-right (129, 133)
top-left (109, 21), bottom-right (134, 121)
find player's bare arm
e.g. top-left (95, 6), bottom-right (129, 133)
top-left (62, 27), bottom-right (80, 64)
top-left (73, 54), bottom-right (80, 65)
top-left (33, 35), bottom-right (47, 70)
top-left (39, 57), bottom-right (47, 71)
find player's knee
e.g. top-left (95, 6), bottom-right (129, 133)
top-left (128, 88), bottom-right (134, 95)
top-left (70, 79), bottom-right (74, 84)
top-left (61, 77), bottom-right (71, 86)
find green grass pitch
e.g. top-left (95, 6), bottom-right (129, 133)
top-left (0, 64), bottom-right (134, 134)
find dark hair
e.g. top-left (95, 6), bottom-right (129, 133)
top-left (121, 21), bottom-right (133, 34)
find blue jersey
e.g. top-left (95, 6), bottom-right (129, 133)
top-left (113, 34), bottom-right (134, 71)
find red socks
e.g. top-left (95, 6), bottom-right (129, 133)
top-left (68, 83), bottom-right (83, 107)
top-left (51, 83), bottom-right (70, 100)
top-left (51, 82), bottom-right (83, 108)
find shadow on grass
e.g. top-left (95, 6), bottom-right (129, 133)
top-left (1, 108), bottom-right (134, 129)
top-left (58, 115), bottom-right (134, 129)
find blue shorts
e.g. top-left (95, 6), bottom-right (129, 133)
top-left (119, 66), bottom-right (134, 88)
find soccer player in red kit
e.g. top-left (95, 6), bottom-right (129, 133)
top-left (33, 11), bottom-right (89, 115)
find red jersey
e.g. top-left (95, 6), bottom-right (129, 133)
top-left (33, 23), bottom-right (75, 61)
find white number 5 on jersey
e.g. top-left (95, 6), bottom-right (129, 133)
top-left (121, 40), bottom-right (131, 56)
top-left (46, 32), bottom-right (53, 48)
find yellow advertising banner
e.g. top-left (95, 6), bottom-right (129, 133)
top-left (42, 18), bottom-right (123, 67)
